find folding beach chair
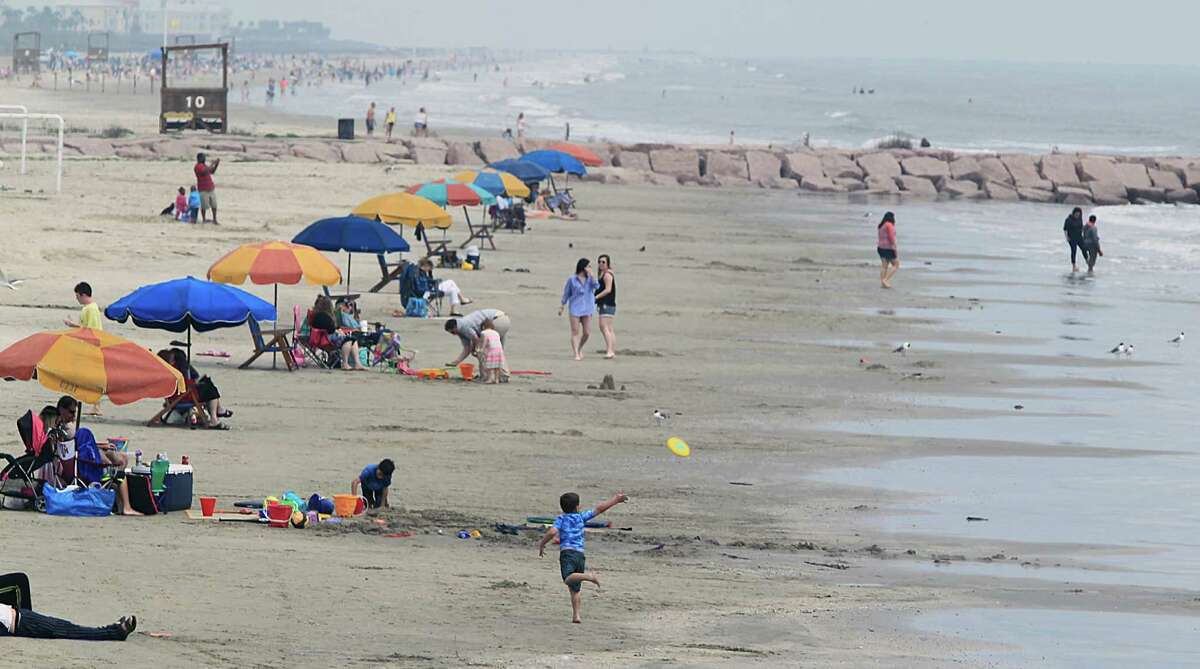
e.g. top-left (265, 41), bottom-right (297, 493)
top-left (148, 379), bottom-right (212, 428)
top-left (370, 254), bottom-right (407, 294)
top-left (293, 305), bottom-right (338, 369)
top-left (460, 211), bottom-right (497, 251)
top-left (416, 223), bottom-right (459, 268)
top-left (239, 318), bottom-right (297, 371)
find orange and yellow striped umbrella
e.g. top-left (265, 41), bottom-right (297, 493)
top-left (351, 192), bottom-right (453, 229)
top-left (0, 328), bottom-right (185, 405)
top-left (207, 240), bottom-right (341, 286)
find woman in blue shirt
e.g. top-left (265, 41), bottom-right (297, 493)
top-left (558, 258), bottom-right (599, 361)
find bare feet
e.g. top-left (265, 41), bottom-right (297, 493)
top-left (572, 617), bottom-right (582, 624)
top-left (574, 354), bottom-right (583, 361)
top-left (604, 352), bottom-right (615, 359)
top-left (880, 281), bottom-right (891, 289)
top-left (121, 508), bottom-right (144, 516)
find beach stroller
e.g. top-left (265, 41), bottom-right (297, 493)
top-left (0, 410), bottom-right (58, 511)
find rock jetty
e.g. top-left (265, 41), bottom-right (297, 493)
top-left (20, 133), bottom-right (1200, 206)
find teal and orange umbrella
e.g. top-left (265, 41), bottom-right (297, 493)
top-left (0, 328), bottom-right (184, 405)
top-left (405, 179), bottom-right (496, 207)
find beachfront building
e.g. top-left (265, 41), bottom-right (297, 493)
top-left (47, 1), bottom-right (139, 33)
top-left (138, 0), bottom-right (231, 39)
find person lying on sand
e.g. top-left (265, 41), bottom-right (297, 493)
top-left (0, 572), bottom-right (136, 641)
top-left (538, 491), bottom-right (628, 623)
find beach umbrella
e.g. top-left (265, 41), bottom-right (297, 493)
top-left (452, 169), bottom-right (531, 198)
top-left (489, 158), bottom-right (550, 185)
top-left (0, 328), bottom-right (184, 405)
top-left (105, 276), bottom-right (276, 364)
top-left (547, 142), bottom-right (604, 167)
top-left (406, 179), bottom-right (496, 234)
top-left (208, 240), bottom-right (342, 367)
top-left (292, 216), bottom-right (409, 294)
top-left (351, 192), bottom-right (453, 229)
top-left (405, 179), bottom-right (496, 207)
top-left (521, 150), bottom-right (588, 177)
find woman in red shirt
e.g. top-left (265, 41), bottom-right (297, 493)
top-left (877, 211), bottom-right (899, 288)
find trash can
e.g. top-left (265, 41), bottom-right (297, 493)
top-left (337, 118), bottom-right (355, 140)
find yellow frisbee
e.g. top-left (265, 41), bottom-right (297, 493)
top-left (666, 437), bottom-right (690, 458)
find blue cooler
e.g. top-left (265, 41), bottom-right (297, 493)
top-left (130, 463), bottom-right (193, 512)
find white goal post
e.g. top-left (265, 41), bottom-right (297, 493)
top-left (0, 110), bottom-right (63, 193)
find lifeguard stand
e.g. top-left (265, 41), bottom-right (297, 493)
top-left (159, 42), bottom-right (228, 134)
top-left (87, 32), bottom-right (110, 64)
top-left (12, 32), bottom-right (40, 74)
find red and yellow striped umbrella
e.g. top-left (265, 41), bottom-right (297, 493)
top-left (207, 240), bottom-right (341, 286)
top-left (0, 328), bottom-right (185, 405)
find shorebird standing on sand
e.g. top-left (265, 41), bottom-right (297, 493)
top-left (893, 342), bottom-right (911, 356)
top-left (1108, 342), bottom-right (1126, 355)
top-left (1169, 332), bottom-right (1185, 345)
top-left (0, 267), bottom-right (24, 290)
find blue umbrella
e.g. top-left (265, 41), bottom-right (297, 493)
top-left (520, 150), bottom-right (587, 177)
top-left (105, 276), bottom-right (276, 363)
top-left (488, 159), bottom-right (551, 184)
top-left (292, 216), bottom-right (410, 294)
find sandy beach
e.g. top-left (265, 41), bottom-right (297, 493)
top-left (2, 82), bottom-right (1199, 668)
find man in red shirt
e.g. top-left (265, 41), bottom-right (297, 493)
top-left (194, 152), bottom-right (221, 224)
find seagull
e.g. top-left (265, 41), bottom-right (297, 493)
top-left (1108, 342), bottom-right (1126, 355)
top-left (652, 409), bottom-right (670, 424)
top-left (892, 342), bottom-right (910, 355)
top-left (0, 267), bottom-right (24, 290)
top-left (1169, 332), bottom-right (1185, 344)
top-left (1124, 343), bottom-right (1134, 356)
top-left (639, 245), bottom-right (646, 252)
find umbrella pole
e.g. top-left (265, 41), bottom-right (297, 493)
top-left (347, 254), bottom-right (352, 295)
top-left (271, 283), bottom-right (278, 369)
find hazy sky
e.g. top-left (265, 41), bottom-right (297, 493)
top-left (212, 0), bottom-right (1200, 65)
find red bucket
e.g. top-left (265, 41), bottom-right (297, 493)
top-left (266, 503), bottom-right (292, 528)
top-left (199, 496), bottom-right (216, 517)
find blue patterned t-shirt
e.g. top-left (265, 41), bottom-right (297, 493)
top-left (554, 509), bottom-right (596, 552)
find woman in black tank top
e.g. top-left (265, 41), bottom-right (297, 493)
top-left (595, 254), bottom-right (617, 359)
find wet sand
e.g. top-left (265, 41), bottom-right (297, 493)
top-left (2, 93), bottom-right (1198, 666)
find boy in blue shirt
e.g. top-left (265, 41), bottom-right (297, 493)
top-left (538, 490), bottom-right (628, 623)
top-left (351, 458), bottom-right (395, 509)
top-left (186, 186), bottom-right (201, 224)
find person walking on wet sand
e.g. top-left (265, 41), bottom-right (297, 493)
top-left (1082, 214), bottom-right (1103, 274)
top-left (1063, 207), bottom-right (1085, 272)
top-left (876, 212), bottom-right (900, 288)
top-left (366, 101), bottom-right (376, 137)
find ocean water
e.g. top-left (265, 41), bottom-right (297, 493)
top-left (806, 200), bottom-right (1200, 663)
top-left (249, 54), bottom-right (1200, 154)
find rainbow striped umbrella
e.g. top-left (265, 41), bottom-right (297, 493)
top-left (0, 328), bottom-right (185, 405)
top-left (405, 179), bottom-right (496, 207)
top-left (207, 240), bottom-right (342, 287)
top-left (451, 169), bottom-right (531, 198)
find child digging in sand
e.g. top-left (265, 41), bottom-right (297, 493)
top-left (538, 491), bottom-right (628, 623)
top-left (479, 318), bottom-right (507, 383)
